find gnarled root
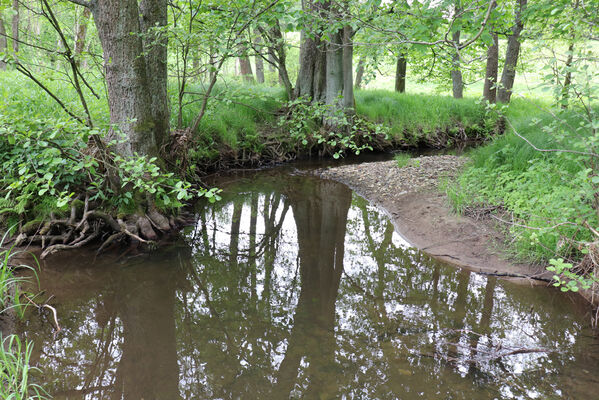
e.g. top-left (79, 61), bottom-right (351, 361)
top-left (17, 197), bottom-right (182, 259)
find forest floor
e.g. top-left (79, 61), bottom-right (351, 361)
top-left (316, 155), bottom-right (554, 285)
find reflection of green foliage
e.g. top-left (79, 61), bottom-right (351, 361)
top-left (17, 175), bottom-right (599, 399)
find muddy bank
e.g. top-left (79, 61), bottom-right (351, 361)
top-left (316, 155), bottom-right (553, 284)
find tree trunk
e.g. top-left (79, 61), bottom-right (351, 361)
top-left (0, 15), bottom-right (7, 70)
top-left (451, 30), bottom-right (463, 99)
top-left (561, 41), bottom-right (574, 108)
top-left (342, 26), bottom-right (354, 112)
top-left (254, 33), bottom-right (265, 84)
top-left (497, 0), bottom-right (527, 103)
top-left (324, 28), bottom-right (343, 126)
top-left (483, 33), bottom-right (499, 103)
top-left (139, 0), bottom-right (170, 151)
top-left (354, 58), bottom-right (365, 89)
top-left (91, 0), bottom-right (166, 157)
top-left (11, 0), bottom-right (18, 53)
top-left (74, 7), bottom-right (91, 65)
top-left (395, 54), bottom-right (406, 93)
top-left (238, 55), bottom-right (254, 82)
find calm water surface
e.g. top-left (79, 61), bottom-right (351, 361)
top-left (15, 170), bottom-right (599, 399)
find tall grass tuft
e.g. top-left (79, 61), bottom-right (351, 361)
top-left (0, 335), bottom-right (48, 400)
top-left (0, 233), bottom-right (47, 400)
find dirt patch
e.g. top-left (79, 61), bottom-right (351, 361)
top-left (316, 155), bottom-right (552, 284)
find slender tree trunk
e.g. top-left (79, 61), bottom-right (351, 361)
top-left (483, 33), bottom-right (499, 103)
top-left (451, 30), bottom-right (463, 99)
top-left (74, 7), bottom-right (91, 65)
top-left (354, 58), bottom-right (365, 89)
top-left (91, 0), bottom-right (166, 157)
top-left (561, 41), bottom-right (575, 108)
top-left (395, 54), bottom-right (407, 93)
top-left (254, 33), bottom-right (265, 84)
top-left (497, 0), bottom-right (527, 103)
top-left (0, 15), bottom-right (7, 70)
top-left (11, 0), bottom-right (18, 53)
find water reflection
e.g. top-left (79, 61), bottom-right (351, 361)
top-left (17, 173), bottom-right (599, 399)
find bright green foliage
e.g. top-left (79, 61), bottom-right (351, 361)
top-left (449, 109), bottom-right (597, 262)
top-left (0, 74), bottom-right (206, 226)
top-left (281, 97), bottom-right (389, 159)
top-left (547, 258), bottom-right (598, 293)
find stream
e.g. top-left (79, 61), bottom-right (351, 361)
top-left (13, 167), bottom-right (599, 399)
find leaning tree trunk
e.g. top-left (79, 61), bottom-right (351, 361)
top-left (450, 30), bottom-right (463, 99)
top-left (91, 0), bottom-right (166, 157)
top-left (354, 58), bottom-right (365, 89)
top-left (483, 33), bottom-right (499, 103)
top-left (497, 0), bottom-right (527, 103)
top-left (395, 54), bottom-right (407, 93)
top-left (0, 15), bottom-right (7, 70)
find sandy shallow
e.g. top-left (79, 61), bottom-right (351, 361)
top-left (316, 155), bottom-right (553, 285)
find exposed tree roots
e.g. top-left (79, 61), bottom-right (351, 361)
top-left (13, 196), bottom-right (185, 259)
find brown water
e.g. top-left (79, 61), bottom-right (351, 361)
top-left (15, 170), bottom-right (599, 399)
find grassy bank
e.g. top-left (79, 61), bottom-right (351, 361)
top-left (448, 102), bottom-right (597, 264)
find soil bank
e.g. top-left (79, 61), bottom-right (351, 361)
top-left (316, 155), bottom-right (553, 285)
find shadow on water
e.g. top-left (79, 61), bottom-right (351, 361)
top-left (15, 171), bottom-right (599, 399)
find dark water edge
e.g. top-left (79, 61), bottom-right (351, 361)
top-left (13, 169), bottom-right (599, 400)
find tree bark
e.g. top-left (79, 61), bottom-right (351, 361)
top-left (74, 7), bottom-right (91, 64)
top-left (483, 33), bottom-right (499, 103)
top-left (139, 0), bottom-right (170, 151)
top-left (497, 0), bottom-right (527, 103)
top-left (254, 33), bottom-right (265, 84)
top-left (354, 58), bottom-right (365, 89)
top-left (395, 54), bottom-right (406, 93)
top-left (91, 0), bottom-right (166, 157)
top-left (0, 14), bottom-right (7, 70)
top-left (11, 0), bottom-right (18, 53)
top-left (342, 26), bottom-right (354, 112)
top-left (561, 41), bottom-right (574, 108)
top-left (238, 53), bottom-right (254, 83)
top-left (324, 28), bottom-right (343, 126)
top-left (450, 30), bottom-right (463, 99)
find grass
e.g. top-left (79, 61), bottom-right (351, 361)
top-left (355, 90), bottom-right (487, 142)
top-left (394, 153), bottom-right (421, 168)
top-left (447, 102), bottom-right (597, 262)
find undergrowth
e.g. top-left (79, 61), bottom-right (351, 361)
top-left (448, 106), bottom-right (597, 263)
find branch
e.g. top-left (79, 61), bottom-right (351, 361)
top-left (65, 0), bottom-right (92, 7)
top-left (505, 117), bottom-right (599, 158)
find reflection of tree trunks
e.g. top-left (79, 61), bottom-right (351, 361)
top-left (273, 180), bottom-right (351, 398)
top-left (229, 199), bottom-right (243, 268)
top-left (248, 193), bottom-right (258, 301)
top-left (117, 266), bottom-right (181, 400)
top-left (467, 277), bottom-right (496, 375)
